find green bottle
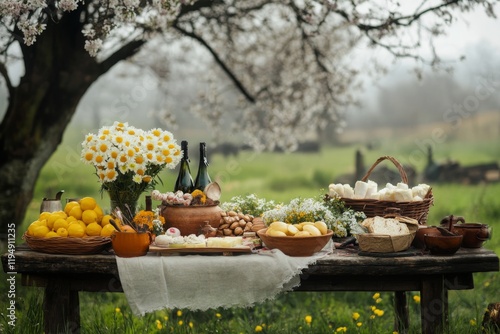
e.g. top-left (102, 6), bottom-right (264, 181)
top-left (194, 142), bottom-right (212, 191)
top-left (174, 140), bottom-right (194, 193)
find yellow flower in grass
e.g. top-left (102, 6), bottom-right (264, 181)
top-left (352, 312), bottom-right (360, 321)
top-left (255, 325), bottom-right (263, 332)
top-left (335, 327), bottom-right (347, 333)
top-left (177, 310), bottom-right (182, 317)
top-left (413, 295), bottom-right (421, 303)
top-left (304, 315), bottom-right (312, 324)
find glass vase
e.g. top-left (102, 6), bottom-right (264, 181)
top-left (108, 190), bottom-right (140, 224)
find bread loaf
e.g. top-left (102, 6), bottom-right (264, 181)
top-left (362, 216), bottom-right (410, 235)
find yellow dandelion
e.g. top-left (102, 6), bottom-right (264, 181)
top-left (376, 297), bottom-right (382, 304)
top-left (216, 313), bottom-right (222, 318)
top-left (305, 315), bottom-right (312, 324)
top-left (470, 319), bottom-right (476, 326)
top-left (177, 310), bottom-right (182, 317)
top-left (413, 295), bottom-right (421, 304)
top-left (370, 315), bottom-right (375, 320)
top-left (484, 281), bottom-right (490, 287)
top-left (115, 307), bottom-right (121, 313)
top-left (352, 312), bottom-right (360, 321)
top-left (375, 309), bottom-right (384, 317)
top-left (189, 321), bottom-right (193, 328)
top-left (335, 327), bottom-right (347, 332)
top-left (164, 315), bottom-right (169, 321)
top-left (255, 325), bottom-right (263, 332)
top-left (178, 320), bottom-right (183, 326)
top-left (371, 305), bottom-right (376, 311)
top-left (156, 320), bottom-right (163, 330)
top-left (357, 322), bottom-right (362, 327)
top-left (373, 292), bottom-right (380, 299)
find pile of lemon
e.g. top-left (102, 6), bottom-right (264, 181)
top-left (26, 197), bottom-right (117, 238)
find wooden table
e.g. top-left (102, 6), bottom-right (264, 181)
top-left (2, 244), bottom-right (498, 334)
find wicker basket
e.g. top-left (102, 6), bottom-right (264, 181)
top-left (340, 156), bottom-right (434, 224)
top-left (23, 233), bottom-right (111, 255)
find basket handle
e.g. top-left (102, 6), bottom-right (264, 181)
top-left (361, 156), bottom-right (408, 184)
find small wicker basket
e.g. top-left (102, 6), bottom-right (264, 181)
top-left (340, 156), bottom-right (434, 224)
top-left (23, 233), bottom-right (111, 255)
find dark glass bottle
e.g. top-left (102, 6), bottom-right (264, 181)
top-left (194, 142), bottom-right (212, 191)
top-left (174, 140), bottom-right (194, 193)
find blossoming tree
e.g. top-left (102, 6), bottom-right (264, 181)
top-left (0, 0), bottom-right (497, 231)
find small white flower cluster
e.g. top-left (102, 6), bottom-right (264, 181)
top-left (151, 189), bottom-right (193, 206)
top-left (262, 197), bottom-right (366, 238)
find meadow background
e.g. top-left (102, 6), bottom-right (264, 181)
top-left (1, 111), bottom-right (499, 333)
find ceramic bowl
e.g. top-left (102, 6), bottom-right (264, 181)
top-left (424, 234), bottom-right (463, 256)
top-left (451, 223), bottom-right (491, 248)
top-left (257, 228), bottom-right (333, 257)
top-left (413, 226), bottom-right (441, 249)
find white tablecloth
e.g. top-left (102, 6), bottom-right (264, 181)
top-left (116, 241), bottom-right (333, 315)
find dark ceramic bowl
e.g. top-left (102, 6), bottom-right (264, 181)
top-left (424, 234), bottom-right (463, 256)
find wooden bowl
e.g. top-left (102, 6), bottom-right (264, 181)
top-left (111, 231), bottom-right (151, 257)
top-left (424, 234), bottom-right (463, 256)
top-left (257, 228), bottom-right (333, 257)
top-left (162, 204), bottom-right (223, 236)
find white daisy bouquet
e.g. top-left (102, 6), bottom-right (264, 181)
top-left (81, 121), bottom-right (181, 220)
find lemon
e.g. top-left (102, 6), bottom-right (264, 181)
top-left (56, 227), bottom-right (68, 237)
top-left (47, 212), bottom-right (63, 227)
top-left (101, 215), bottom-right (113, 227)
top-left (100, 224), bottom-right (116, 237)
top-left (82, 210), bottom-right (98, 224)
top-left (68, 205), bottom-right (83, 220)
top-left (33, 225), bottom-right (50, 238)
top-left (27, 222), bottom-right (41, 236)
top-left (68, 224), bottom-right (85, 238)
top-left (121, 225), bottom-right (136, 233)
top-left (45, 231), bottom-right (60, 238)
top-left (64, 201), bottom-right (80, 215)
top-left (79, 197), bottom-right (97, 211)
top-left (93, 204), bottom-right (104, 222)
top-left (39, 212), bottom-right (51, 222)
top-left (53, 218), bottom-right (69, 231)
top-left (54, 211), bottom-right (68, 219)
top-left (66, 216), bottom-right (77, 223)
top-left (86, 222), bottom-right (102, 236)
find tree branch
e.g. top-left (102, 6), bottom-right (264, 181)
top-left (0, 62), bottom-right (14, 98)
top-left (99, 39), bottom-right (147, 73)
top-left (172, 23), bottom-right (256, 104)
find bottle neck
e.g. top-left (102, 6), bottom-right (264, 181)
top-left (199, 143), bottom-right (208, 166)
top-left (181, 140), bottom-right (190, 162)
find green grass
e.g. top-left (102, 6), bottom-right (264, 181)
top-left (1, 128), bottom-right (499, 334)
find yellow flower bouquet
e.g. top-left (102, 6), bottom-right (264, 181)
top-left (81, 121), bottom-right (181, 222)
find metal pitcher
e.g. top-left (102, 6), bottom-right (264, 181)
top-left (40, 190), bottom-right (65, 213)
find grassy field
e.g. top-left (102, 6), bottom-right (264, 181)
top-left (1, 119), bottom-right (500, 333)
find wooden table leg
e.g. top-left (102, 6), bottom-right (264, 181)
top-left (394, 291), bottom-right (409, 334)
top-left (420, 275), bottom-right (447, 334)
top-left (43, 277), bottom-right (80, 334)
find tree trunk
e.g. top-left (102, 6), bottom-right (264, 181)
top-left (0, 7), bottom-right (142, 237)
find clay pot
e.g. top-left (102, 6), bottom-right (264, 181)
top-left (413, 226), bottom-right (441, 249)
top-left (111, 231), bottom-right (151, 257)
top-left (162, 204), bottom-right (223, 236)
top-left (451, 223), bottom-right (491, 248)
top-left (424, 234), bottom-right (463, 256)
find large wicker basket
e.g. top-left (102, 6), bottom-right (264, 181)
top-left (23, 233), bottom-right (111, 255)
top-left (340, 156), bottom-right (434, 224)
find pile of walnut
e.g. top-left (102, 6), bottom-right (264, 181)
top-left (218, 211), bottom-right (266, 236)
